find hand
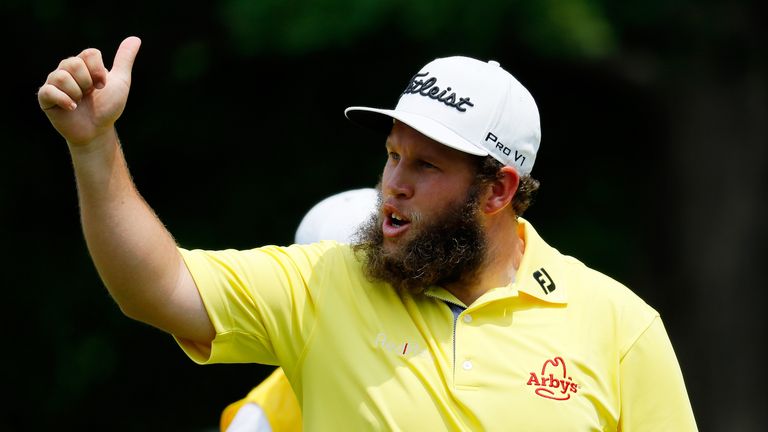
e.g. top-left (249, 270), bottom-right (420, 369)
top-left (37, 36), bottom-right (141, 147)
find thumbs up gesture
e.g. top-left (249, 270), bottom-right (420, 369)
top-left (38, 37), bottom-right (142, 147)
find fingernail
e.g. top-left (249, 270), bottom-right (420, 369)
top-left (70, 102), bottom-right (78, 110)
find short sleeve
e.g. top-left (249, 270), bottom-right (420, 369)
top-left (175, 243), bottom-right (339, 368)
top-left (619, 317), bottom-right (698, 431)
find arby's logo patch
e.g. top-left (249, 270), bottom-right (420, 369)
top-left (526, 356), bottom-right (580, 400)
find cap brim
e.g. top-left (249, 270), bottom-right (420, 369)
top-left (345, 106), bottom-right (489, 157)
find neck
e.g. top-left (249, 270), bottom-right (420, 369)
top-left (445, 217), bottom-right (525, 306)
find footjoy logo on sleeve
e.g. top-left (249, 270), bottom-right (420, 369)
top-left (526, 357), bottom-right (580, 400)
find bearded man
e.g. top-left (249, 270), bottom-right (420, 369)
top-left (38, 37), bottom-right (697, 431)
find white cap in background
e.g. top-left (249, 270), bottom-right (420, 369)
top-left (294, 188), bottom-right (378, 244)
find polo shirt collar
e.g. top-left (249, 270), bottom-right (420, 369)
top-left (423, 218), bottom-right (568, 306)
top-left (514, 218), bottom-right (568, 304)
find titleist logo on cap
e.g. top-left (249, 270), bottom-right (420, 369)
top-left (344, 56), bottom-right (540, 175)
top-left (402, 72), bottom-right (475, 113)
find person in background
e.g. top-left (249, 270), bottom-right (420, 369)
top-left (221, 188), bottom-right (377, 432)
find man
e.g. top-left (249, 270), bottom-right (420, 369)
top-left (221, 188), bottom-right (377, 432)
top-left (38, 37), bottom-right (697, 430)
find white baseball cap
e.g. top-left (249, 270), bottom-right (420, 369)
top-left (294, 188), bottom-right (378, 244)
top-left (345, 56), bottom-right (540, 176)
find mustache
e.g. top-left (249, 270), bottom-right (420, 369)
top-left (373, 183), bottom-right (423, 225)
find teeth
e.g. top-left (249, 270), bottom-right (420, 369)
top-left (392, 213), bottom-right (404, 222)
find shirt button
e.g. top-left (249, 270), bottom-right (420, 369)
top-left (462, 360), bottom-right (473, 371)
top-left (462, 314), bottom-right (473, 323)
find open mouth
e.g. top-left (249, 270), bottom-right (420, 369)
top-left (383, 210), bottom-right (411, 238)
top-left (391, 212), bottom-right (408, 227)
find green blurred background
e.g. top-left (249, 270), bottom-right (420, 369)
top-left (2, 0), bottom-right (766, 430)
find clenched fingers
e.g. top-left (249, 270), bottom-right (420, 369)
top-left (37, 48), bottom-right (107, 111)
top-left (78, 48), bottom-right (107, 89)
top-left (38, 70), bottom-right (79, 111)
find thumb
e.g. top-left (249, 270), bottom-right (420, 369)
top-left (110, 36), bottom-right (142, 81)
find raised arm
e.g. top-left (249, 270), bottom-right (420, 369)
top-left (38, 37), bottom-right (215, 346)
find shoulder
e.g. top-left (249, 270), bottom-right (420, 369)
top-left (283, 241), bottom-right (362, 273)
top-left (188, 240), bottom-right (358, 270)
top-left (519, 219), bottom-right (658, 354)
top-left (568, 254), bottom-right (655, 313)
top-left (561, 251), bottom-right (661, 357)
top-left (520, 219), bottom-right (655, 314)
top-left (179, 240), bottom-right (365, 297)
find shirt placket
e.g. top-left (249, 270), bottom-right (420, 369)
top-left (452, 304), bottom-right (478, 388)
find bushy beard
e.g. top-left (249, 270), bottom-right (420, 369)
top-left (352, 187), bottom-right (488, 296)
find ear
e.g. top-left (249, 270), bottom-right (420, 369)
top-left (481, 166), bottom-right (520, 215)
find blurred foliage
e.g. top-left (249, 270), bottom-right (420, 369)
top-left (171, 39), bottom-right (213, 83)
top-left (217, 0), bottom-right (618, 58)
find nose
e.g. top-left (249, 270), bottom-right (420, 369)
top-left (382, 163), bottom-right (414, 199)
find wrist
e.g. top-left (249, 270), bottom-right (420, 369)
top-left (67, 128), bottom-right (119, 159)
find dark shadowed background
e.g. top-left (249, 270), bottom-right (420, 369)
top-left (2, 0), bottom-right (766, 430)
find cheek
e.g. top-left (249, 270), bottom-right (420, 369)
top-left (428, 182), bottom-right (466, 202)
top-left (417, 192), bottom-right (452, 218)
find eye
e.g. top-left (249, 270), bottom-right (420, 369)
top-left (420, 160), bottom-right (438, 170)
top-left (388, 151), bottom-right (400, 162)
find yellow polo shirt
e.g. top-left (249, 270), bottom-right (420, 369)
top-left (177, 219), bottom-right (697, 431)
